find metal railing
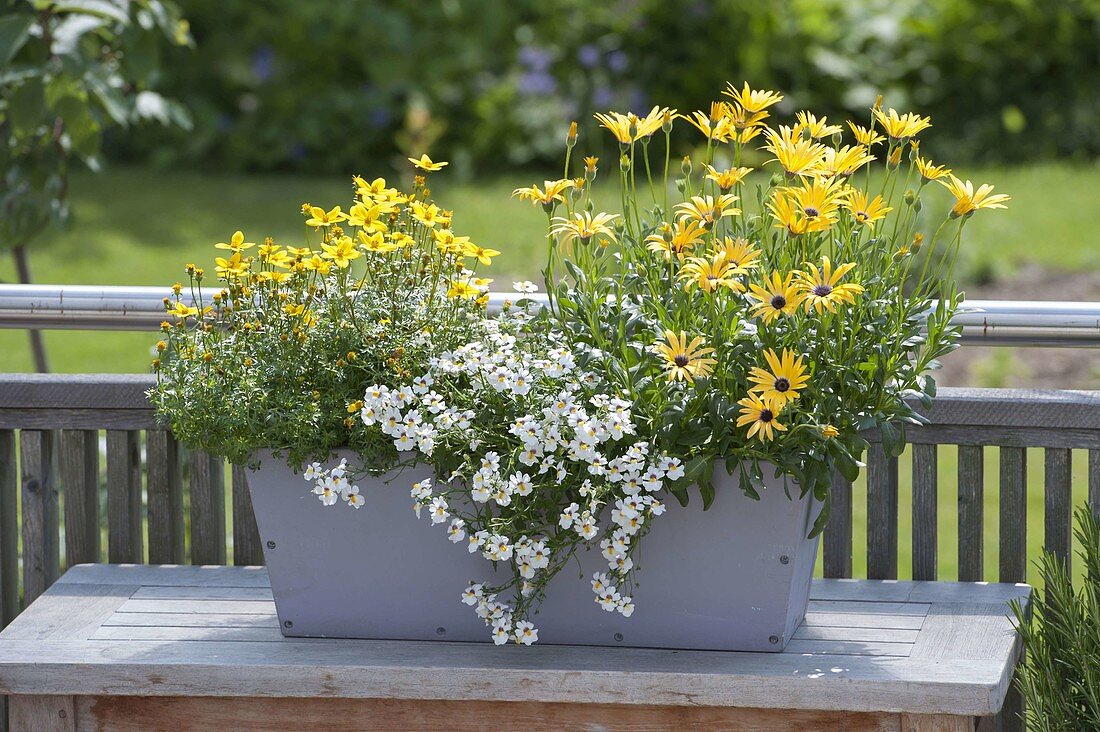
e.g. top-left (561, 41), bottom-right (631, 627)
top-left (0, 284), bottom-right (1098, 346)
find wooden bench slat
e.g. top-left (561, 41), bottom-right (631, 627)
top-left (131, 585), bottom-right (272, 601)
top-left (106, 430), bottom-right (143, 564)
top-left (103, 612), bottom-right (277, 628)
top-left (189, 450), bottom-right (226, 566)
top-left (20, 430), bottom-right (59, 606)
top-left (792, 625), bottom-right (919, 644)
top-left (802, 611), bottom-right (925, 631)
top-left (0, 430), bottom-right (17, 628)
top-left (866, 444), bottom-right (899, 580)
top-left (146, 430), bottom-right (185, 565)
top-left (59, 429), bottom-right (100, 567)
top-left (822, 472), bottom-right (852, 579)
top-left (117, 598), bottom-right (276, 615)
top-left (998, 447), bottom-right (1028, 584)
top-left (232, 465), bottom-right (264, 566)
top-left (911, 443), bottom-right (938, 581)
top-left (957, 445), bottom-right (984, 582)
top-left (1043, 447), bottom-right (1072, 562)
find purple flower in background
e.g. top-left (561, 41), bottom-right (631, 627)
top-left (593, 86), bottom-right (615, 108)
top-left (289, 142), bottom-right (307, 162)
top-left (215, 114), bottom-right (234, 132)
top-left (518, 45), bottom-right (553, 72)
top-left (252, 45), bottom-right (275, 83)
top-left (369, 107), bottom-right (392, 129)
top-left (577, 44), bottom-right (600, 69)
top-left (607, 50), bottom-right (629, 73)
top-left (629, 88), bottom-right (649, 115)
top-left (518, 71), bottom-right (557, 96)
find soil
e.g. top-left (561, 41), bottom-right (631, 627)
top-left (936, 266), bottom-right (1100, 389)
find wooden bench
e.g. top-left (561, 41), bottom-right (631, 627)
top-left (0, 564), bottom-right (1029, 731)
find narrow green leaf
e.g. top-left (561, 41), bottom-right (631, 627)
top-left (0, 13), bottom-right (35, 66)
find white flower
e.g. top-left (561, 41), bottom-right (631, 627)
top-left (559, 503), bottom-right (579, 529)
top-left (617, 596), bottom-right (635, 617)
top-left (613, 554), bottom-right (634, 573)
top-left (596, 589), bottom-right (621, 612)
top-left (329, 459), bottom-right (348, 479)
top-left (479, 452), bottom-right (500, 472)
top-left (468, 530), bottom-right (488, 554)
top-left (650, 499), bottom-right (666, 516)
top-left (575, 512), bottom-right (598, 540)
top-left (393, 432), bottom-right (416, 451)
top-left (318, 484), bottom-right (338, 506)
top-left (492, 626), bottom-right (510, 645)
top-left (512, 280), bottom-right (538, 293)
top-left (391, 386), bottom-right (415, 408)
top-left (411, 374), bottom-right (434, 394)
top-left (528, 541), bottom-right (549, 569)
top-left (360, 405), bottom-right (380, 425)
top-left (345, 486), bottom-right (365, 509)
top-left (514, 621), bottom-right (538, 645)
top-left (662, 456), bottom-right (685, 481)
top-left (422, 391), bottom-right (446, 413)
top-left (508, 472), bottom-right (533, 497)
top-left (510, 370), bottom-right (532, 396)
top-left (303, 463), bottom-right (323, 481)
top-left (492, 484), bottom-right (512, 507)
top-left (591, 572), bottom-right (612, 594)
top-left (461, 582), bottom-right (483, 606)
top-left (411, 479), bottom-right (433, 501)
top-left (428, 496), bottom-right (449, 524)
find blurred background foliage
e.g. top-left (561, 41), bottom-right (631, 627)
top-left (113, 0), bottom-right (1100, 175)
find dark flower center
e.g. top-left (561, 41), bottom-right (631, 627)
top-left (674, 354), bottom-right (690, 367)
top-left (770, 294), bottom-right (787, 309)
top-left (812, 284), bottom-right (833, 297)
top-left (803, 206), bottom-right (820, 218)
top-left (759, 409), bottom-right (774, 423)
top-left (774, 377), bottom-right (790, 392)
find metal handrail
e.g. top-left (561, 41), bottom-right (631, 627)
top-left (0, 284), bottom-right (1098, 346)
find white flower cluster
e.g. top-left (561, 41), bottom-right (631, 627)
top-left (301, 458), bottom-right (365, 508)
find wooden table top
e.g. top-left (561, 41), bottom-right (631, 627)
top-left (0, 564), bottom-right (1031, 717)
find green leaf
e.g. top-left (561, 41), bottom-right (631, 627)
top-left (7, 76), bottom-right (45, 135)
top-left (0, 13), bottom-right (35, 67)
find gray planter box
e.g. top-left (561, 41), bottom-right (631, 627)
top-left (247, 450), bottom-right (820, 651)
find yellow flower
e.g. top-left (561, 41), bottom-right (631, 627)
top-left (748, 348), bottom-right (810, 409)
top-left (303, 254), bottom-right (333, 275)
top-left (794, 111), bottom-right (842, 140)
top-left (408, 154), bottom-right (448, 171)
top-left (583, 156), bottom-right (599, 174)
top-left (763, 125), bottom-right (826, 176)
top-left (722, 82), bottom-right (783, 114)
top-left (432, 228), bottom-right (471, 256)
top-left (814, 145), bottom-right (876, 178)
top-left (678, 253), bottom-right (747, 294)
top-left (305, 206), bottom-right (346, 228)
top-left (847, 122), bottom-right (885, 147)
top-left (652, 330), bottom-right (716, 384)
top-left (794, 256), bottom-right (865, 313)
top-left (215, 230), bottom-right (255, 252)
top-left (346, 202), bottom-right (390, 233)
top-left (446, 279), bottom-right (479, 299)
top-left (166, 301), bottom-right (199, 319)
top-left (675, 194), bottom-right (741, 226)
top-left (550, 211), bottom-right (619, 247)
top-left (320, 236), bottom-right (362, 268)
top-left (214, 252), bottom-right (249, 279)
top-left (645, 219), bottom-right (707, 260)
top-left (358, 230), bottom-right (399, 254)
top-left (844, 189), bottom-right (893, 227)
top-left (680, 105), bottom-right (733, 143)
top-left (736, 394), bottom-right (787, 442)
top-left (354, 176), bottom-right (389, 198)
top-left (821, 424), bottom-right (840, 439)
top-left (939, 174), bottom-right (1010, 218)
top-left (704, 165), bottom-right (753, 191)
top-left (390, 231), bottom-right (415, 248)
top-left (711, 236), bottom-right (761, 270)
top-left (872, 107), bottom-right (932, 140)
top-left (767, 177), bottom-right (848, 234)
top-left (915, 156), bottom-right (951, 182)
top-left (465, 243), bottom-right (500, 266)
top-left (593, 107), bottom-right (671, 143)
top-left (410, 201), bottom-right (444, 228)
top-left (512, 179), bottom-right (572, 209)
top-left (747, 271), bottom-right (804, 323)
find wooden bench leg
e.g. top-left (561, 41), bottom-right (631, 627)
top-left (8, 695), bottom-right (75, 732)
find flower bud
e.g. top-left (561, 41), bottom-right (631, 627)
top-left (769, 172), bottom-right (785, 187)
top-left (675, 178), bottom-right (686, 193)
top-left (831, 131), bottom-right (843, 147)
top-left (680, 156), bottom-right (692, 176)
top-left (904, 189), bottom-right (917, 206)
top-left (620, 154), bottom-right (631, 173)
top-left (888, 146), bottom-right (902, 169)
top-left (566, 121), bottom-right (578, 148)
top-left (661, 109), bottom-right (674, 133)
top-left (911, 233), bottom-right (924, 253)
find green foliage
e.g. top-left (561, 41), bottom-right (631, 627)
top-left (1012, 507), bottom-right (1100, 731)
top-left (149, 173), bottom-right (491, 469)
top-left (110, 0), bottom-right (1100, 174)
top-left (0, 0), bottom-right (191, 249)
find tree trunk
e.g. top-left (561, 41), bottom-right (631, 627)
top-left (12, 245), bottom-right (49, 373)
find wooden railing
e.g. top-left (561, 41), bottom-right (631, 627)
top-left (1, 373), bottom-right (1097, 632)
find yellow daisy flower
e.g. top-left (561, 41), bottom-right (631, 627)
top-left (722, 82), bottom-right (783, 114)
top-left (939, 174), bottom-right (1010, 218)
top-left (652, 330), bottom-right (716, 384)
top-left (678, 253), bottom-right (746, 294)
top-left (446, 279), bottom-right (478, 299)
top-left (304, 206), bottom-right (346, 228)
top-left (711, 236), bottom-right (761, 270)
top-left (872, 108), bottom-right (932, 140)
top-left (915, 156), bottom-right (951, 182)
top-left (704, 165), bottom-right (754, 191)
top-left (843, 189), bottom-right (893, 227)
top-left (674, 194), bottom-right (741, 227)
top-left (747, 271), bottom-right (804, 322)
top-left (465, 243), bottom-right (501, 266)
top-left (736, 394), bottom-right (787, 442)
top-left (320, 236), bottom-right (361, 268)
top-left (847, 121), bottom-right (885, 147)
top-left (794, 111), bottom-right (843, 140)
top-left (680, 105), bottom-right (733, 143)
top-left (645, 219), bottom-right (707, 260)
top-left (550, 211), bottom-right (619, 247)
top-left (763, 125), bottom-right (827, 177)
top-left (814, 145), bottom-right (876, 178)
top-left (748, 348), bottom-right (810, 408)
top-left (215, 230), bottom-right (255, 252)
top-left (512, 179), bottom-right (573, 210)
top-left (794, 257), bottom-right (865, 313)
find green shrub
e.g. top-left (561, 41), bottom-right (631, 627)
top-left (1012, 507), bottom-right (1100, 731)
